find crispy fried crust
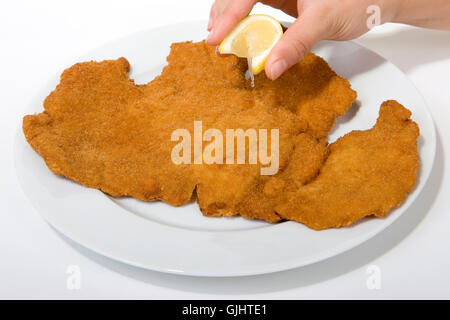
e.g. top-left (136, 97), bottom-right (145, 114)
top-left (275, 100), bottom-right (420, 230)
top-left (21, 41), bottom-right (419, 230)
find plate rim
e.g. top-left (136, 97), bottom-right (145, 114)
top-left (14, 20), bottom-right (437, 277)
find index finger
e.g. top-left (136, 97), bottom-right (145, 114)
top-left (206, 0), bottom-right (258, 45)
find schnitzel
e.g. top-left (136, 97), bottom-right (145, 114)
top-left (22, 40), bottom-right (419, 229)
top-left (275, 100), bottom-right (420, 229)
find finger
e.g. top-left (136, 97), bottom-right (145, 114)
top-left (260, 0), bottom-right (298, 17)
top-left (265, 10), bottom-right (329, 80)
top-left (206, 0), bottom-right (258, 45)
top-left (208, 2), bottom-right (218, 31)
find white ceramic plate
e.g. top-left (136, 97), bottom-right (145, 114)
top-left (15, 21), bottom-right (436, 277)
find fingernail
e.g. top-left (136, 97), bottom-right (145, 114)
top-left (270, 60), bottom-right (287, 80)
top-left (206, 28), bottom-right (215, 43)
top-left (207, 19), bottom-right (213, 31)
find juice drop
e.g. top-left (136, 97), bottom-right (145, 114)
top-left (246, 57), bottom-right (255, 88)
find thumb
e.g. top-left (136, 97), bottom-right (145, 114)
top-left (265, 11), bottom-right (329, 80)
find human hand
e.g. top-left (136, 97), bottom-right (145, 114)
top-left (206, 0), bottom-right (395, 80)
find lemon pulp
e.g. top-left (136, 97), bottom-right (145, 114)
top-left (218, 14), bottom-right (283, 77)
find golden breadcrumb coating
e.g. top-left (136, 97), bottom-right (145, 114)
top-left (22, 41), bottom-right (418, 229)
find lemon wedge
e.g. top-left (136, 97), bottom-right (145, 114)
top-left (218, 14), bottom-right (283, 75)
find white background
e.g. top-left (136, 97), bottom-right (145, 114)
top-left (1, 0), bottom-right (449, 299)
